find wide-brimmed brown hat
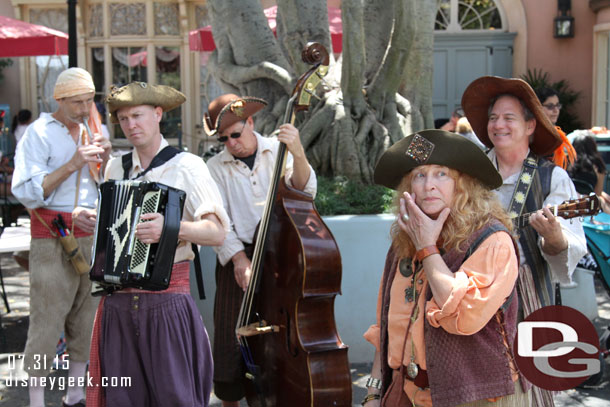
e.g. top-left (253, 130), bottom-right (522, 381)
top-left (461, 76), bottom-right (561, 156)
top-left (106, 82), bottom-right (186, 124)
top-left (203, 94), bottom-right (267, 137)
top-left (374, 129), bottom-right (502, 190)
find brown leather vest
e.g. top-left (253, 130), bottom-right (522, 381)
top-left (379, 220), bottom-right (520, 406)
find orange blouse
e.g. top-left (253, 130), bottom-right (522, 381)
top-left (363, 231), bottom-right (519, 406)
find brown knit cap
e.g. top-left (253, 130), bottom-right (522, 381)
top-left (203, 94), bottom-right (267, 137)
top-left (106, 82), bottom-right (186, 124)
top-left (461, 76), bottom-right (561, 156)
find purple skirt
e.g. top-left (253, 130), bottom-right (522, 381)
top-left (100, 293), bottom-right (213, 407)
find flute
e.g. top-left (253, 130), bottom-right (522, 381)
top-left (82, 117), bottom-right (103, 182)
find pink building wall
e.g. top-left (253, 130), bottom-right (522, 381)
top-left (522, 0), bottom-right (597, 128)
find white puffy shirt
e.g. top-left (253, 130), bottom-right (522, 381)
top-left (207, 132), bottom-right (317, 266)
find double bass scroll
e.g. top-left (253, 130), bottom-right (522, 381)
top-left (235, 42), bottom-right (352, 407)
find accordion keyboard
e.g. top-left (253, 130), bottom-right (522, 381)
top-left (130, 190), bottom-right (162, 276)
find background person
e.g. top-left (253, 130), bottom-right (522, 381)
top-left (438, 107), bottom-right (464, 132)
top-left (12, 109), bottom-right (33, 145)
top-left (569, 133), bottom-right (610, 213)
top-left (455, 116), bottom-right (486, 150)
top-left (535, 86), bottom-right (576, 170)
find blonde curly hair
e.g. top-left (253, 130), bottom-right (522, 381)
top-left (391, 168), bottom-right (513, 259)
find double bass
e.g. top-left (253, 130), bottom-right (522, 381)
top-left (235, 43), bottom-right (352, 406)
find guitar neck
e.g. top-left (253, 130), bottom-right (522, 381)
top-left (515, 212), bottom-right (536, 229)
top-left (514, 195), bottom-right (601, 229)
top-left (515, 203), bottom-right (566, 229)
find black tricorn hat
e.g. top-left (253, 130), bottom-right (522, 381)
top-left (374, 129), bottom-right (502, 190)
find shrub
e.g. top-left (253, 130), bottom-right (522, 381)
top-left (314, 176), bottom-right (395, 216)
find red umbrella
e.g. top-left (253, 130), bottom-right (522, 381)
top-left (0, 15), bottom-right (68, 57)
top-left (189, 6), bottom-right (343, 53)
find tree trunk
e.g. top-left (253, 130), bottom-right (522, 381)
top-left (275, 0), bottom-right (334, 73)
top-left (206, 0), bottom-right (436, 183)
top-left (399, 0), bottom-right (437, 131)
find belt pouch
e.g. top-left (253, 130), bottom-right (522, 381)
top-left (59, 234), bottom-right (89, 275)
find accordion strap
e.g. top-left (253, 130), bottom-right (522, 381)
top-left (122, 145), bottom-right (182, 180)
top-left (192, 243), bottom-right (205, 300)
top-left (121, 146), bottom-right (207, 300)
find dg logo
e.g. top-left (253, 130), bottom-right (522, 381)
top-left (514, 305), bottom-right (601, 391)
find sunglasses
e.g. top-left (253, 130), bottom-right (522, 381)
top-left (542, 103), bottom-right (562, 110)
top-left (218, 122), bottom-right (246, 143)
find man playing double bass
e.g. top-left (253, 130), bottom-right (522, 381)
top-left (205, 94), bottom-right (317, 406)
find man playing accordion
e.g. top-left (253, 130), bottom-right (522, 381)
top-left (85, 82), bottom-right (230, 407)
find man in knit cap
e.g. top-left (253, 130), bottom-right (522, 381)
top-left (12, 67), bottom-right (111, 407)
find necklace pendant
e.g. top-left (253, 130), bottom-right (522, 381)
top-left (407, 361), bottom-right (419, 379)
top-left (399, 258), bottom-right (413, 278)
top-left (404, 286), bottom-right (414, 302)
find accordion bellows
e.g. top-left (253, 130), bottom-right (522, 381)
top-left (90, 180), bottom-right (186, 295)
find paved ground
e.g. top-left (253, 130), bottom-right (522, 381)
top-left (0, 252), bottom-right (609, 406)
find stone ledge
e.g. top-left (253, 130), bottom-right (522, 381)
top-left (591, 0), bottom-right (610, 13)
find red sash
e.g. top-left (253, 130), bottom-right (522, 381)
top-left (30, 208), bottom-right (91, 238)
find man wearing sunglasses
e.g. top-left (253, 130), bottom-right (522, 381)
top-left (204, 94), bottom-right (316, 407)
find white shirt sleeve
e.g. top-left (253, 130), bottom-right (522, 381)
top-left (11, 125), bottom-right (54, 208)
top-left (284, 151), bottom-right (317, 198)
top-left (539, 167), bottom-right (588, 284)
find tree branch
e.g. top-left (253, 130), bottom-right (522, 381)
top-left (208, 52), bottom-right (293, 94)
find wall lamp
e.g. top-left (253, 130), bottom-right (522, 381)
top-left (554, 0), bottom-right (574, 38)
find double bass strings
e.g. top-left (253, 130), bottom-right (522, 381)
top-left (235, 93), bottom-right (298, 341)
top-left (235, 93), bottom-right (298, 373)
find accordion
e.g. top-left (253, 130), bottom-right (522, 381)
top-left (90, 180), bottom-right (186, 295)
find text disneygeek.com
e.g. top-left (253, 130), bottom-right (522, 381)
top-left (2, 353), bottom-right (131, 390)
top-left (4, 373), bottom-right (132, 390)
